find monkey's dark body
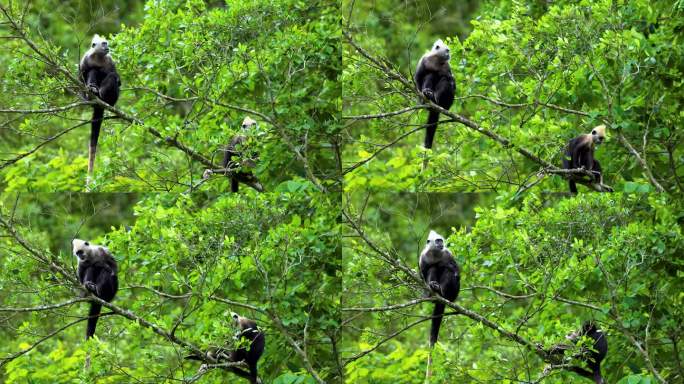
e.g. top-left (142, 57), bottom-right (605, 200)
top-left (563, 135), bottom-right (603, 193)
top-left (77, 253), bottom-right (118, 339)
top-left (550, 322), bottom-right (608, 383)
top-left (415, 58), bottom-right (455, 149)
top-left (419, 248), bottom-right (460, 346)
top-left (229, 326), bottom-right (265, 383)
top-left (222, 135), bottom-right (258, 193)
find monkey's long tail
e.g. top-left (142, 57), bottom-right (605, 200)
top-left (86, 302), bottom-right (102, 339)
top-left (425, 302), bottom-right (445, 383)
top-left (568, 180), bottom-right (578, 194)
top-left (87, 106), bottom-right (104, 188)
top-left (422, 110), bottom-right (440, 171)
top-left (424, 110), bottom-right (439, 149)
top-left (430, 302), bottom-right (445, 346)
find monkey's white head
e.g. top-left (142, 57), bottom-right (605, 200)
top-left (241, 116), bottom-right (258, 131)
top-left (430, 39), bottom-right (451, 62)
top-left (72, 238), bottom-right (106, 263)
top-left (89, 34), bottom-right (109, 55)
top-left (231, 312), bottom-right (243, 325)
top-left (72, 238), bottom-right (93, 261)
top-left (425, 230), bottom-right (445, 251)
top-left (590, 125), bottom-right (606, 146)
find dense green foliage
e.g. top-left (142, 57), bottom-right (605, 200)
top-left (343, 0), bottom-right (683, 194)
top-left (342, 192), bottom-right (683, 383)
top-left (0, 189), bottom-right (341, 382)
top-left (0, 0), bottom-right (340, 192)
top-left (1, 1), bottom-right (682, 383)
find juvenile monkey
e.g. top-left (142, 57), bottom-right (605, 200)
top-left (548, 321), bottom-right (608, 383)
top-left (78, 34), bottom-right (121, 187)
top-left (562, 125), bottom-right (612, 193)
top-left (187, 312), bottom-right (265, 383)
top-left (72, 239), bottom-right (118, 339)
top-left (203, 117), bottom-right (262, 192)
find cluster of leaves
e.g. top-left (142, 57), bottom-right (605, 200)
top-left (342, 192), bottom-right (683, 383)
top-left (0, 0), bottom-right (341, 192)
top-left (343, 0), bottom-right (683, 194)
top-left (0, 186), bottom-right (341, 383)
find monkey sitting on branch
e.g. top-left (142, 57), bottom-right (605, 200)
top-left (186, 312), bottom-right (265, 384)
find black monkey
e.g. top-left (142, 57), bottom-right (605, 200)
top-left (418, 230), bottom-right (460, 381)
top-left (419, 230), bottom-right (460, 347)
top-left (549, 321), bottom-right (608, 384)
top-left (78, 34), bottom-right (121, 188)
top-left (414, 39), bottom-right (456, 154)
top-left (72, 239), bottom-right (118, 339)
top-left (187, 312), bottom-right (265, 383)
top-left (562, 124), bottom-right (612, 193)
top-left (203, 117), bottom-right (262, 192)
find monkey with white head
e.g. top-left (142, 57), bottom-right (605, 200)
top-left (72, 239), bottom-right (118, 339)
top-left (562, 125), bottom-right (613, 193)
top-left (186, 312), bottom-right (265, 383)
top-left (78, 34), bottom-right (121, 187)
top-left (418, 230), bottom-right (460, 347)
top-left (414, 39), bottom-right (456, 155)
top-left (203, 116), bottom-right (263, 192)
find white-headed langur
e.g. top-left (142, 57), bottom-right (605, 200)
top-left (419, 230), bottom-right (460, 380)
top-left (414, 39), bottom-right (455, 168)
top-left (203, 117), bottom-right (262, 192)
top-left (72, 239), bottom-right (118, 339)
top-left (562, 124), bottom-right (613, 193)
top-left (548, 321), bottom-right (608, 383)
top-left (186, 312), bottom-right (265, 384)
top-left (79, 34), bottom-right (121, 188)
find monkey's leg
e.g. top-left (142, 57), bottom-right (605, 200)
top-left (95, 268), bottom-right (117, 301)
top-left (99, 73), bottom-right (120, 106)
top-left (439, 270), bottom-right (459, 301)
top-left (434, 77), bottom-right (455, 111)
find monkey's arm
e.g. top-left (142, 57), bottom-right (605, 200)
top-left (425, 266), bottom-right (441, 291)
top-left (420, 73), bottom-right (437, 100)
top-left (81, 267), bottom-right (97, 293)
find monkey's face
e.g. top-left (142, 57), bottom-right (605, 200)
top-left (591, 125), bottom-right (606, 145)
top-left (426, 230), bottom-right (445, 251)
top-left (566, 321), bottom-right (598, 342)
top-left (431, 39), bottom-right (451, 62)
top-left (72, 239), bottom-right (91, 261)
top-left (90, 34), bottom-right (110, 55)
top-left (241, 117), bottom-right (258, 131)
